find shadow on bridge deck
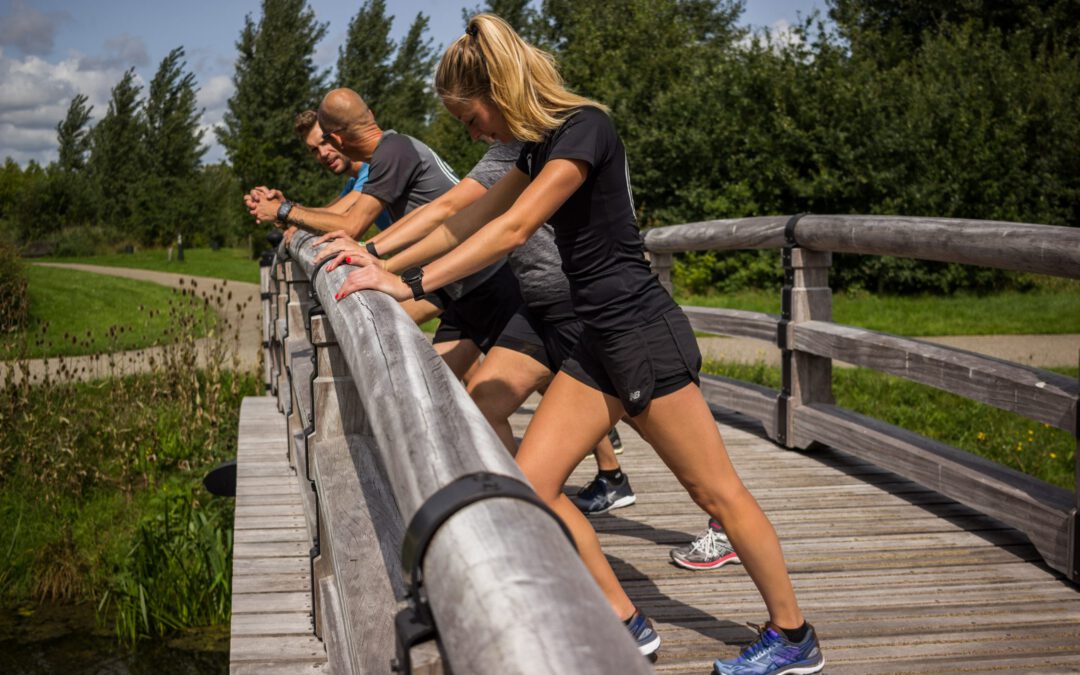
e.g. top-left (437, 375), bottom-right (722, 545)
top-left (512, 399), bottom-right (1080, 674)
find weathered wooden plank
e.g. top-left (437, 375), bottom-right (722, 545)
top-left (643, 216), bottom-right (790, 253)
top-left (232, 573), bottom-right (310, 594)
top-left (311, 433), bottom-right (403, 673)
top-left (793, 403), bottom-right (1074, 579)
top-left (229, 635), bottom-right (325, 662)
top-left (231, 662), bottom-right (328, 675)
top-left (232, 591), bottom-right (312, 614)
top-left (793, 320), bottom-right (1078, 432)
top-left (699, 374), bottom-right (778, 439)
top-left (234, 528), bottom-right (311, 544)
top-left (796, 214), bottom-right (1080, 279)
top-left (289, 230), bottom-right (652, 675)
top-left (682, 306), bottom-right (779, 342)
top-left (234, 515), bottom-right (308, 530)
top-left (233, 541), bottom-right (310, 559)
top-left (315, 575), bottom-right (355, 675)
top-left (232, 556), bottom-right (310, 576)
top-left (230, 611), bottom-right (315, 636)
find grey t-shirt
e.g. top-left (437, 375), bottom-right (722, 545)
top-left (467, 141), bottom-right (571, 314)
top-left (364, 131), bottom-right (501, 300)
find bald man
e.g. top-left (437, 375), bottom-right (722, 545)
top-left (275, 88), bottom-right (524, 381)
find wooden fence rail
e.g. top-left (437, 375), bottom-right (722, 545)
top-left (643, 214), bottom-right (1080, 582)
top-left (259, 231), bottom-right (652, 674)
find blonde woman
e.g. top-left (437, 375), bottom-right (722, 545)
top-left (332, 14), bottom-right (823, 674)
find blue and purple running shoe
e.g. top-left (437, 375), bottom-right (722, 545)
top-left (713, 622), bottom-right (824, 675)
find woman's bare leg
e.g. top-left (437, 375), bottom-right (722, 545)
top-left (634, 383), bottom-right (803, 629)
top-left (466, 347), bottom-right (551, 451)
top-left (515, 372), bottom-right (636, 620)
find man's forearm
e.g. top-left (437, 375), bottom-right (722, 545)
top-left (285, 204), bottom-right (367, 239)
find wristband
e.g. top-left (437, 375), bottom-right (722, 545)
top-left (366, 241), bottom-right (379, 257)
top-left (276, 200), bottom-right (294, 224)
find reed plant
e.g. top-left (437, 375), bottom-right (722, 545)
top-left (0, 274), bottom-right (258, 645)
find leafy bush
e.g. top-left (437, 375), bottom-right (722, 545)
top-left (0, 240), bottom-right (28, 331)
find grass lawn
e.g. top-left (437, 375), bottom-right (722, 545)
top-left (703, 360), bottom-right (1078, 490)
top-left (38, 247), bottom-right (260, 285)
top-left (678, 276), bottom-right (1080, 336)
top-left (1, 266), bottom-right (214, 359)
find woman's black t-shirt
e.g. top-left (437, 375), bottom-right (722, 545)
top-left (515, 107), bottom-right (675, 331)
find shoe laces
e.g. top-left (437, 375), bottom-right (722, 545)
top-left (736, 622), bottom-right (782, 664)
top-left (689, 528), bottom-right (727, 558)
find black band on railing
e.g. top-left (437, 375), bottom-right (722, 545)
top-left (309, 254), bottom-right (335, 282)
top-left (784, 212), bottom-right (807, 246)
top-left (392, 472), bottom-right (575, 672)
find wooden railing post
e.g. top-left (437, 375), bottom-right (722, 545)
top-left (649, 250), bottom-right (674, 295)
top-left (273, 259), bottom-right (289, 412)
top-left (783, 248), bottom-right (834, 449)
top-left (1071, 352), bottom-right (1080, 581)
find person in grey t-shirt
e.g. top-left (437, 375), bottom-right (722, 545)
top-left (326, 139), bottom-right (634, 516)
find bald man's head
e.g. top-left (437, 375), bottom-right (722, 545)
top-left (318, 88), bottom-right (375, 136)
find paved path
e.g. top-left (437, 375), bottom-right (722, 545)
top-left (2, 263), bottom-right (262, 385)
top-left (6, 263), bottom-right (1077, 386)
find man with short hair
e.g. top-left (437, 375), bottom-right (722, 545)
top-left (249, 90), bottom-right (522, 380)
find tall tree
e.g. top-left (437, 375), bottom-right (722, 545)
top-left (88, 68), bottom-right (147, 234)
top-left (141, 46), bottom-right (206, 245)
top-left (56, 94), bottom-right (93, 172)
top-left (378, 13), bottom-right (439, 136)
top-left (217, 0), bottom-right (332, 214)
top-left (337, 0), bottom-right (394, 106)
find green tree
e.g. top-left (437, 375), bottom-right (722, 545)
top-left (140, 47), bottom-right (207, 245)
top-left (377, 13), bottom-right (438, 136)
top-left (337, 0), bottom-right (394, 106)
top-left (56, 94), bottom-right (93, 172)
top-left (87, 68), bottom-right (147, 236)
top-left (217, 0), bottom-right (333, 222)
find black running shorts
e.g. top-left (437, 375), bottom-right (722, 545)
top-left (494, 303), bottom-right (584, 373)
top-left (432, 262), bottom-right (523, 353)
top-left (561, 308), bottom-right (701, 417)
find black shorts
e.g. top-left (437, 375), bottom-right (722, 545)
top-left (561, 308), bottom-right (701, 417)
top-left (494, 303), bottom-right (583, 372)
top-left (432, 262), bottom-right (523, 353)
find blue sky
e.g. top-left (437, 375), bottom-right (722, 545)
top-left (0, 0), bottom-right (825, 166)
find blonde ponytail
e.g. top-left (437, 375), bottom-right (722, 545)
top-left (436, 13), bottom-right (607, 143)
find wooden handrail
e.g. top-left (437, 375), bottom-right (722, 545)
top-left (266, 231), bottom-right (651, 674)
top-left (644, 215), bottom-right (1080, 582)
top-left (645, 214), bottom-right (1080, 279)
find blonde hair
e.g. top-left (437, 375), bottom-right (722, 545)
top-left (436, 13), bottom-right (607, 143)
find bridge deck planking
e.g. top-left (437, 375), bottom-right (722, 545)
top-left (232, 393), bottom-right (1079, 674)
top-left (507, 399), bottom-right (1080, 675)
top-left (231, 397), bottom-right (327, 674)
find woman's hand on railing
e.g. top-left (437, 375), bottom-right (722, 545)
top-left (314, 236), bottom-right (366, 264)
top-left (312, 229), bottom-right (355, 248)
top-left (333, 258), bottom-right (409, 302)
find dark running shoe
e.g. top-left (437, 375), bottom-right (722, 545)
top-left (713, 622), bottom-right (824, 675)
top-left (625, 610), bottom-right (661, 655)
top-left (572, 472), bottom-right (636, 515)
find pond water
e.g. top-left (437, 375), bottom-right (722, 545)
top-left (0, 604), bottom-right (227, 674)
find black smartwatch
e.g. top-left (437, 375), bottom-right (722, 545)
top-left (401, 266), bottom-right (425, 301)
top-left (276, 200), bottom-right (294, 224)
top-left (365, 241), bottom-right (379, 257)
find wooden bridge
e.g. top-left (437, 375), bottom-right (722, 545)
top-left (230, 216), bottom-right (1080, 674)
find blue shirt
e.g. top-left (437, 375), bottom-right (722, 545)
top-left (340, 163), bottom-right (393, 231)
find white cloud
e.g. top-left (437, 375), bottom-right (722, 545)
top-left (0, 0), bottom-right (70, 57)
top-left (0, 46), bottom-right (139, 165)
